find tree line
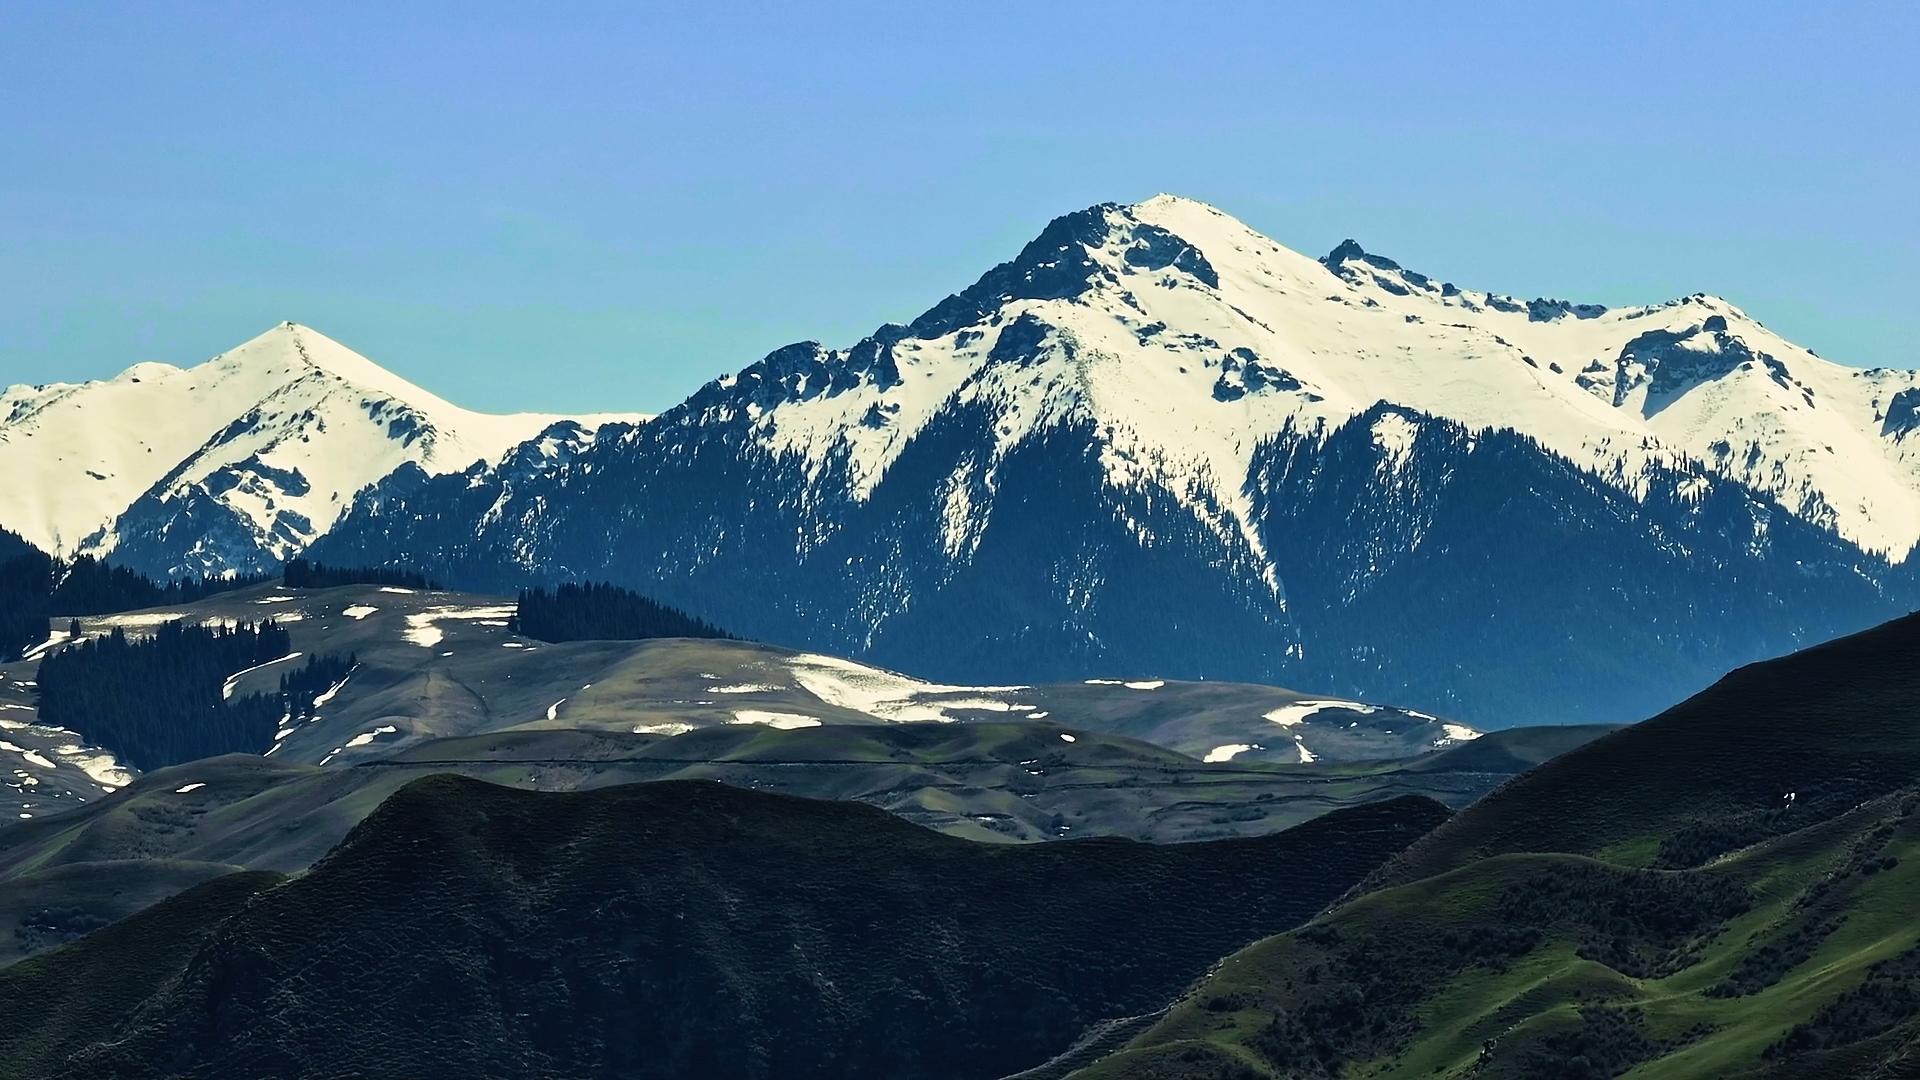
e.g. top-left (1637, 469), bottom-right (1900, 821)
top-left (513, 582), bottom-right (731, 643)
top-left (283, 558), bottom-right (439, 591)
top-left (0, 528), bottom-right (267, 662)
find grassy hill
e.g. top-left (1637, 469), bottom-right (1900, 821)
top-left (1071, 612), bottom-right (1920, 1079)
top-left (0, 777), bottom-right (1446, 1080)
top-left (0, 718), bottom-right (1601, 969)
top-left (1379, 610), bottom-right (1920, 883)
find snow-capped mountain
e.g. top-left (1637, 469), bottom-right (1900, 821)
top-left (309, 195), bottom-right (1920, 725)
top-left (0, 323), bottom-right (642, 577)
top-left (688, 194), bottom-right (1920, 561)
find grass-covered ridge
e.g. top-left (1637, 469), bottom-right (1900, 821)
top-left (1074, 611), bottom-right (1920, 1079)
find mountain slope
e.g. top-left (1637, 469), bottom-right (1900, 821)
top-left (1070, 610), bottom-right (1920, 1080)
top-left (313, 196), bottom-right (1920, 724)
top-left (0, 778), bottom-right (1447, 1080)
top-left (0, 323), bottom-right (640, 577)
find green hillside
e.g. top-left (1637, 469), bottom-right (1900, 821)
top-left (1074, 612), bottom-right (1920, 1079)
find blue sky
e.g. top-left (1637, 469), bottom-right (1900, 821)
top-left (2, 1), bottom-right (1914, 413)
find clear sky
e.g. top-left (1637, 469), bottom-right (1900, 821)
top-left (2, 1), bottom-right (1914, 413)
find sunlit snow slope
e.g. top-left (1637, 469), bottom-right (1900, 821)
top-left (0, 323), bottom-right (642, 576)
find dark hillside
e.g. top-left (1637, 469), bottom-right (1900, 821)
top-left (0, 872), bottom-right (280, 1076)
top-left (21, 778), bottom-right (1444, 1080)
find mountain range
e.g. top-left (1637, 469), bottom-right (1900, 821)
top-left (8, 197), bottom-right (1919, 723)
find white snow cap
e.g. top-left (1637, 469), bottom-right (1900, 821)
top-left (0, 322), bottom-right (646, 563)
top-left (714, 193), bottom-right (1920, 565)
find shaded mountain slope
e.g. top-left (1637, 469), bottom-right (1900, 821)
top-left (2, 777), bottom-right (1446, 1080)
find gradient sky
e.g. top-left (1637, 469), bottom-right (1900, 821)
top-left (3, 1), bottom-right (1914, 413)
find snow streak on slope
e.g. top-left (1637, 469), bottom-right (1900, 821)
top-left (0, 323), bottom-right (643, 572)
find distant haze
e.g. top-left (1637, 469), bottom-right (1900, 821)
top-left (1, 1), bottom-right (1912, 413)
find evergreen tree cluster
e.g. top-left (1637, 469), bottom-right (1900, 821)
top-left (513, 582), bottom-right (730, 644)
top-left (281, 653), bottom-right (357, 724)
top-left (0, 528), bottom-right (56, 663)
top-left (36, 620), bottom-right (293, 770)
top-left (1, 528), bottom-right (266, 662)
top-left (52, 555), bottom-right (271, 615)
top-left (283, 558), bottom-right (438, 591)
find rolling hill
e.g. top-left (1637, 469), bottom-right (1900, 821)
top-left (0, 580), bottom-right (1499, 808)
top-left (0, 777), bottom-right (1446, 1080)
top-left (0, 579), bottom-right (1603, 966)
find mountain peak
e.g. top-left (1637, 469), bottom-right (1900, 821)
top-left (1323, 238), bottom-right (1370, 265)
top-left (1131, 192), bottom-right (1223, 214)
top-left (1320, 238), bottom-right (1417, 278)
top-left (215, 322), bottom-right (452, 410)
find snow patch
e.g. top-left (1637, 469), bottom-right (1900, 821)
top-left (787, 653), bottom-right (1027, 723)
top-left (729, 710), bottom-right (822, 729)
top-left (221, 652), bottom-right (301, 700)
top-left (310, 670), bottom-right (354, 710)
top-left (55, 745), bottom-right (133, 789)
top-left (341, 724), bottom-right (398, 749)
top-left (19, 630), bottom-right (70, 662)
top-left (402, 604), bottom-right (515, 648)
top-left (0, 742), bottom-right (55, 769)
top-left (1263, 699), bottom-right (1382, 728)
